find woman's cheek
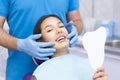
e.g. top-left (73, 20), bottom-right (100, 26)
top-left (64, 29), bottom-right (68, 35)
top-left (43, 34), bottom-right (55, 42)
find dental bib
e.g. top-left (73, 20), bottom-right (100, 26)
top-left (82, 27), bottom-right (107, 70)
top-left (33, 54), bottom-right (94, 80)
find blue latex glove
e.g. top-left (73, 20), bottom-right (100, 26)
top-left (100, 21), bottom-right (115, 40)
top-left (17, 34), bottom-right (56, 60)
top-left (66, 21), bottom-right (78, 47)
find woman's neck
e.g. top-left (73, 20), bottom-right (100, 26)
top-left (52, 48), bottom-right (69, 58)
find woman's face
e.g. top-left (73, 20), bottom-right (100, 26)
top-left (40, 17), bottom-right (69, 50)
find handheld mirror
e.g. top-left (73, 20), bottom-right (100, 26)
top-left (82, 27), bottom-right (107, 70)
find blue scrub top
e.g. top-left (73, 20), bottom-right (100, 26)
top-left (0, 0), bottom-right (80, 80)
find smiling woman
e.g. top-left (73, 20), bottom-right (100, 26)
top-left (33, 15), bottom-right (70, 58)
top-left (30, 14), bottom-right (108, 80)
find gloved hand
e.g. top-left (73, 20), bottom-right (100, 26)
top-left (66, 21), bottom-right (78, 47)
top-left (17, 34), bottom-right (56, 60)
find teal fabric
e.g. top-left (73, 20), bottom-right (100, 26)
top-left (0, 0), bottom-right (79, 80)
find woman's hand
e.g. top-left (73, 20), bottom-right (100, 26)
top-left (93, 67), bottom-right (108, 80)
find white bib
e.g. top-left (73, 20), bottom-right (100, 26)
top-left (33, 54), bottom-right (94, 80)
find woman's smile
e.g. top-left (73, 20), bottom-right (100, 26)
top-left (55, 35), bottom-right (67, 43)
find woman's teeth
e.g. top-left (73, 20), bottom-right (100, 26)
top-left (56, 36), bottom-right (66, 42)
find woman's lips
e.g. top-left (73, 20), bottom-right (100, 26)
top-left (55, 35), bottom-right (67, 42)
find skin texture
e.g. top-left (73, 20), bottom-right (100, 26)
top-left (39, 16), bottom-right (70, 58)
top-left (0, 16), bottom-right (18, 50)
top-left (67, 10), bottom-right (83, 35)
top-left (93, 67), bottom-right (108, 80)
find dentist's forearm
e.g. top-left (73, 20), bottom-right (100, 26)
top-left (67, 10), bottom-right (83, 35)
top-left (0, 16), bottom-right (18, 50)
top-left (73, 19), bottom-right (83, 35)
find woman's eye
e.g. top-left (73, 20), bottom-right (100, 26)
top-left (47, 29), bottom-right (53, 32)
top-left (59, 26), bottom-right (64, 28)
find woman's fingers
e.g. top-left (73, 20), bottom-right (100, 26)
top-left (93, 67), bottom-right (108, 80)
top-left (96, 67), bottom-right (105, 73)
top-left (93, 72), bottom-right (107, 79)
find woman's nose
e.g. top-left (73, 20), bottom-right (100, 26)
top-left (57, 28), bottom-right (62, 34)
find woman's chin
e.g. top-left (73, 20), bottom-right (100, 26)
top-left (54, 44), bottom-right (69, 50)
top-left (54, 40), bottom-right (69, 49)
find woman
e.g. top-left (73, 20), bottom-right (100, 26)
top-left (32, 14), bottom-right (108, 80)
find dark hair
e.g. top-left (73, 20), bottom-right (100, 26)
top-left (33, 14), bottom-right (63, 35)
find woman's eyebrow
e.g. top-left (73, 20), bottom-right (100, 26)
top-left (44, 21), bottom-right (62, 29)
top-left (44, 25), bottom-right (52, 29)
top-left (58, 21), bottom-right (62, 25)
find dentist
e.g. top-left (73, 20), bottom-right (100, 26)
top-left (0, 0), bottom-right (83, 80)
